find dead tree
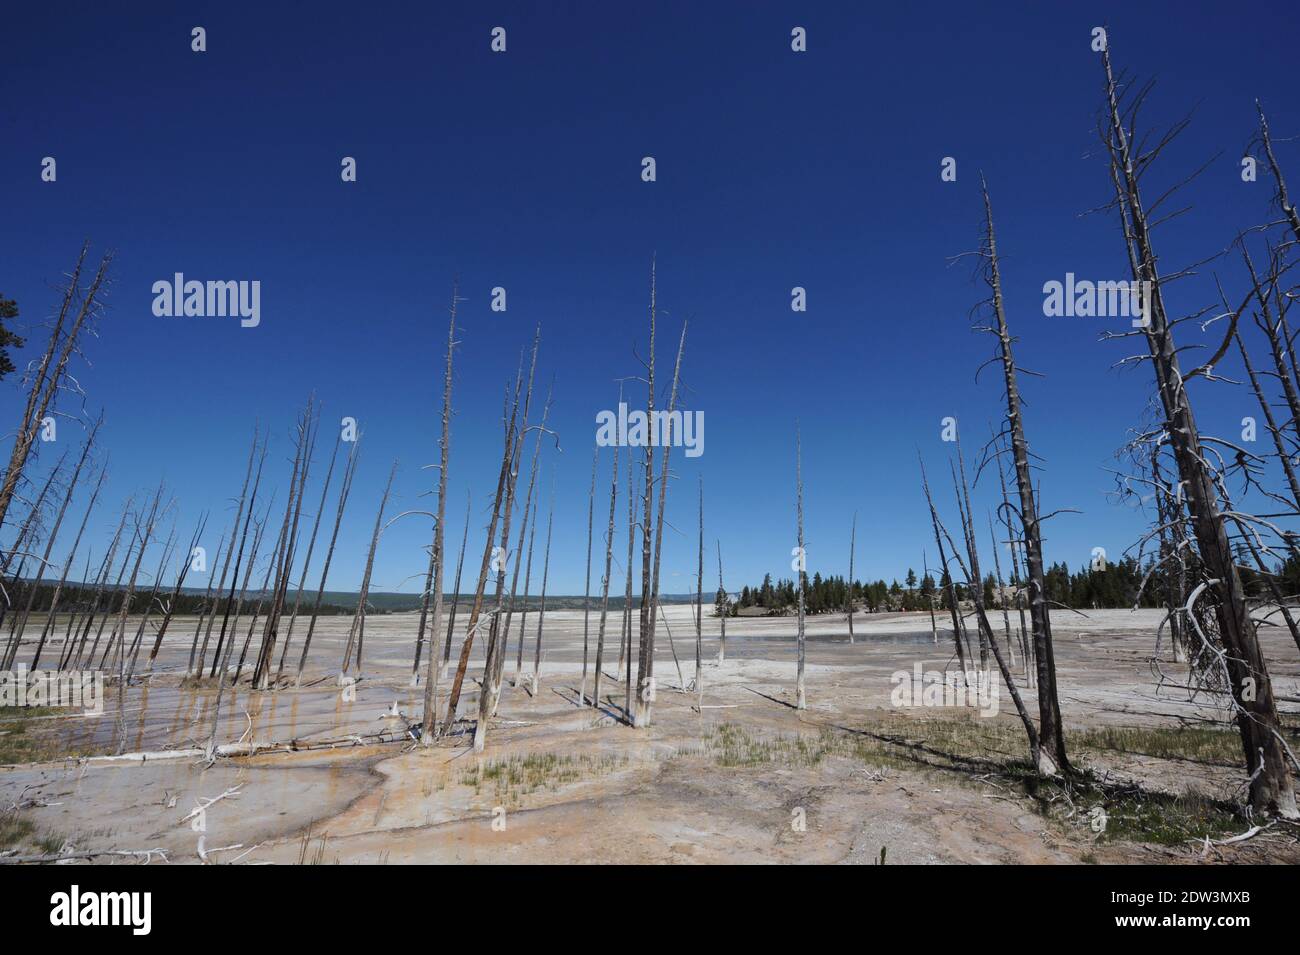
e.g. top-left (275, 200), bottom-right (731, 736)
top-left (921, 458), bottom-right (969, 677)
top-left (443, 491), bottom-right (472, 676)
top-left (296, 437), bottom-right (360, 681)
top-left (512, 491), bottom-right (539, 690)
top-left (794, 427), bottom-right (807, 710)
top-left (638, 307), bottom-right (688, 729)
top-left (1099, 47), bottom-right (1294, 815)
top-left (210, 437), bottom-right (269, 677)
top-left (694, 476), bottom-right (704, 693)
top-left (419, 283), bottom-right (459, 737)
top-left (592, 422), bottom-right (621, 707)
top-left (280, 432), bottom-right (343, 681)
top-left (978, 180), bottom-right (1068, 774)
top-left (581, 447), bottom-right (597, 706)
top-left (32, 463), bottom-right (108, 669)
top-left (70, 500), bottom-right (131, 671)
top-left (846, 512), bottom-right (857, 644)
top-left (443, 365), bottom-right (525, 734)
top-left (143, 513), bottom-right (208, 673)
top-left (341, 458), bottom-right (396, 675)
top-left (0, 450), bottom-right (68, 642)
top-left (715, 540), bottom-right (727, 663)
top-left (475, 336), bottom-right (540, 746)
top-left (531, 481), bottom-right (555, 695)
top-left (622, 451), bottom-right (636, 719)
top-left (0, 246), bottom-right (111, 536)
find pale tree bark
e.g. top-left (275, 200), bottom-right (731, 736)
top-left (592, 428), bottom-right (620, 708)
top-left (443, 491), bottom-right (471, 677)
top-left (716, 540), bottom-right (727, 663)
top-left (512, 493), bottom-right (539, 691)
top-left (694, 476), bottom-right (703, 696)
top-left (795, 427), bottom-right (806, 710)
top-left (531, 481), bottom-right (554, 696)
top-left (621, 450), bottom-right (635, 720)
top-left (207, 429), bottom-right (266, 676)
top-left (420, 283), bottom-right (458, 738)
top-left (341, 458), bottom-right (396, 675)
top-left (281, 432), bottom-right (342, 681)
top-left (581, 447), bottom-right (596, 706)
top-left (846, 512), bottom-right (857, 644)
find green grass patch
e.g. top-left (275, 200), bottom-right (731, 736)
top-left (460, 751), bottom-right (627, 806)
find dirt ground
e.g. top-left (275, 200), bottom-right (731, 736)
top-left (3, 606), bottom-right (1298, 864)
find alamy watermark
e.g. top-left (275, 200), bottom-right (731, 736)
top-left (152, 273), bottom-right (261, 328)
top-left (595, 401), bottom-right (704, 458)
top-left (889, 662), bottom-right (999, 717)
top-left (1042, 273), bottom-right (1151, 327)
top-left (1, 666), bottom-right (104, 715)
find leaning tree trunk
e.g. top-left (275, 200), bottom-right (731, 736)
top-left (1100, 48), bottom-right (1294, 816)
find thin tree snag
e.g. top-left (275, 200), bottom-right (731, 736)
top-left (921, 458), bottom-right (969, 678)
top-left (0, 451), bottom-right (68, 645)
top-left (0, 247), bottom-right (111, 535)
top-left (296, 438), bottom-right (360, 682)
top-left (342, 458), bottom-right (396, 675)
top-left (443, 491), bottom-right (472, 675)
top-left (581, 447), bottom-right (597, 706)
top-left (1256, 102), bottom-right (1300, 243)
top-left (1100, 47), bottom-right (1294, 816)
top-left (593, 420), bottom-right (621, 707)
top-left (980, 179), bottom-right (1067, 776)
top-left (795, 427), bottom-right (807, 710)
top-left (639, 309), bottom-right (688, 728)
top-left (419, 283), bottom-right (458, 737)
top-left (7, 418), bottom-right (100, 668)
top-left (987, 513), bottom-right (1015, 669)
top-left (846, 512), bottom-right (857, 645)
top-left (694, 476), bottom-right (703, 695)
top-left (923, 549), bottom-right (939, 646)
top-left (531, 479), bottom-right (555, 695)
top-left (512, 492), bottom-right (539, 691)
top-left (995, 435), bottom-right (1032, 680)
top-left (209, 430), bottom-right (266, 677)
top-left (476, 335), bottom-right (540, 746)
top-left (444, 367), bottom-right (525, 734)
top-left (281, 432), bottom-right (342, 681)
top-left (621, 449), bottom-right (635, 720)
top-left (634, 261), bottom-right (658, 729)
top-left (503, 382), bottom-right (552, 695)
top-left (716, 540), bottom-right (727, 663)
top-left (34, 464), bottom-right (109, 670)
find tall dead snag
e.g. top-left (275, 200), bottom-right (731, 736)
top-left (444, 366), bottom-right (525, 734)
top-left (715, 540), bottom-right (727, 663)
top-left (0, 246), bottom-right (111, 536)
top-left (1099, 48), bottom-right (1294, 815)
top-left (846, 512), bottom-right (857, 644)
top-left (987, 514), bottom-right (1015, 668)
top-left (581, 448), bottom-right (597, 705)
top-left (111, 486), bottom-right (163, 754)
top-left (952, 446), bottom-right (989, 670)
top-left (512, 492), bottom-right (539, 691)
top-left (633, 263), bottom-right (658, 729)
top-left (637, 304), bottom-right (688, 729)
top-left (342, 458), bottom-right (397, 676)
top-left (255, 401), bottom-right (318, 688)
top-left (201, 427), bottom-right (263, 676)
top-left (694, 477), bottom-right (703, 695)
top-left (443, 491), bottom-right (472, 676)
top-left (69, 501), bottom-right (128, 671)
top-left (144, 513), bottom-right (208, 673)
top-left (33, 463), bottom-right (108, 669)
top-left (979, 180), bottom-right (1067, 775)
top-left (995, 436), bottom-right (1033, 679)
top-left (593, 420), bottom-right (621, 708)
top-left (419, 283), bottom-right (459, 738)
top-left (5, 419), bottom-right (99, 668)
top-left (0, 451), bottom-right (67, 646)
top-left (280, 432), bottom-right (342, 681)
top-left (501, 376), bottom-right (551, 698)
top-left (296, 438), bottom-right (360, 681)
top-left (125, 526), bottom-right (176, 676)
top-left (922, 549), bottom-right (939, 646)
top-left (621, 450), bottom-right (635, 720)
top-left (921, 459), bottom-right (968, 677)
top-left (531, 481), bottom-right (555, 695)
top-left (794, 427), bottom-right (807, 710)
top-left (211, 438), bottom-right (269, 677)
top-left (476, 334), bottom-right (540, 746)
top-left (935, 462), bottom-right (1041, 762)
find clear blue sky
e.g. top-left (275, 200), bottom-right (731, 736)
top-left (2, 2), bottom-right (1297, 597)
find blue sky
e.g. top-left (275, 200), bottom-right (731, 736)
top-left (2, 2), bottom-right (1297, 597)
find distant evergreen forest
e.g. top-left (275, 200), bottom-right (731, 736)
top-left (719, 553), bottom-right (1297, 617)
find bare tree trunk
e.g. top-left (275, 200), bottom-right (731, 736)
top-left (296, 439), bottom-right (360, 681)
top-left (981, 180), bottom-right (1067, 775)
top-left (694, 477), bottom-right (703, 695)
top-left (531, 483), bottom-right (554, 696)
top-left (581, 448), bottom-right (596, 706)
top-left (592, 429), bottom-right (620, 708)
top-left (921, 459), bottom-right (968, 677)
top-left (621, 452), bottom-right (635, 721)
top-left (208, 431), bottom-right (266, 677)
top-left (512, 493), bottom-right (539, 690)
top-left (32, 465), bottom-right (108, 669)
top-left (0, 248), bottom-right (111, 535)
top-left (795, 427), bottom-right (807, 710)
top-left (1100, 49), bottom-right (1293, 815)
top-left (419, 283), bottom-right (458, 738)
top-left (70, 502), bottom-right (129, 671)
top-left (280, 432), bottom-right (342, 681)
top-left (443, 491), bottom-right (471, 676)
top-left (716, 540), bottom-right (727, 663)
top-left (846, 512), bottom-right (857, 644)
top-left (341, 458), bottom-right (396, 675)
